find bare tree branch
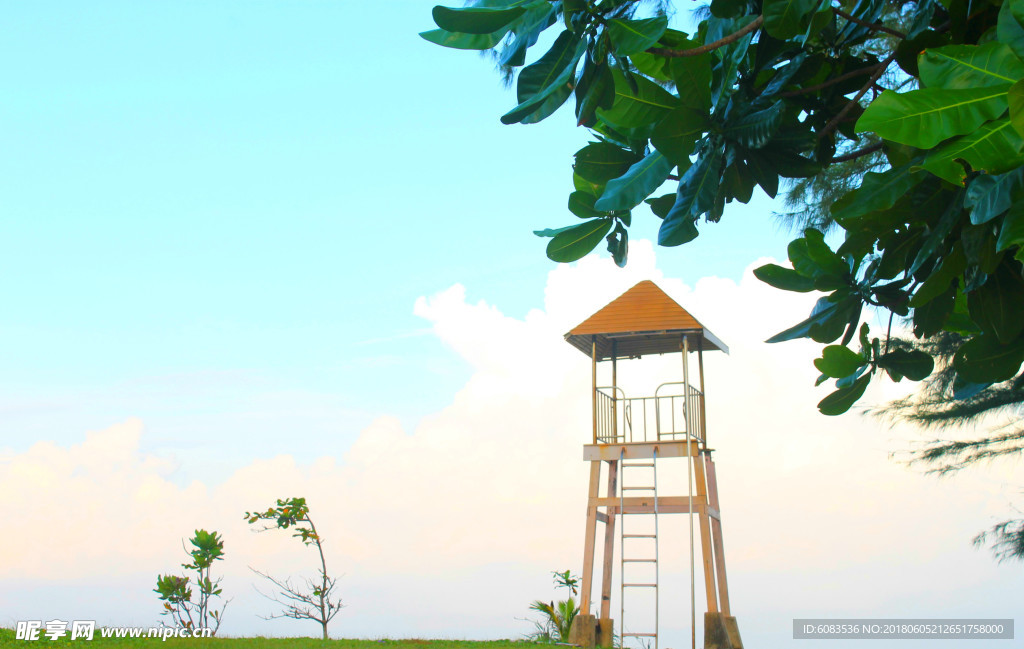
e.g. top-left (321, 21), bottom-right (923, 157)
top-left (833, 7), bottom-right (907, 39)
top-left (647, 16), bottom-right (764, 58)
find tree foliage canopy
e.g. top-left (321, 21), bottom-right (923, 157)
top-left (423, 0), bottom-right (1024, 416)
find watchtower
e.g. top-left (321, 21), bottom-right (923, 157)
top-left (564, 281), bottom-right (742, 649)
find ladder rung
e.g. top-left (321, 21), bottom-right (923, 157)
top-left (623, 583), bottom-right (658, 588)
top-left (622, 463), bottom-right (655, 467)
top-left (622, 633), bottom-right (657, 637)
top-left (622, 534), bottom-right (656, 538)
top-left (622, 558), bottom-right (657, 563)
top-left (622, 486), bottom-right (655, 490)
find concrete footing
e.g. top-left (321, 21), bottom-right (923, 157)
top-left (568, 614), bottom-right (596, 647)
top-left (704, 612), bottom-right (743, 649)
top-left (567, 614), bottom-right (614, 648)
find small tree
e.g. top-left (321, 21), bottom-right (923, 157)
top-left (154, 529), bottom-right (228, 635)
top-left (526, 570), bottom-right (580, 643)
top-left (244, 497), bottom-right (343, 640)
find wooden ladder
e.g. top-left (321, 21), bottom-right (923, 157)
top-left (619, 447), bottom-right (659, 649)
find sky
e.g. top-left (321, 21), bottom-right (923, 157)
top-left (0, 2), bottom-right (1019, 648)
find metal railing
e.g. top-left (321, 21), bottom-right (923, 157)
top-left (595, 382), bottom-right (704, 444)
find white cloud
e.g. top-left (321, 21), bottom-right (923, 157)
top-left (0, 241), bottom-right (1018, 646)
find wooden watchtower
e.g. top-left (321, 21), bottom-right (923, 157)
top-left (564, 281), bottom-right (743, 649)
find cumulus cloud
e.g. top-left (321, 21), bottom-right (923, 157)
top-left (0, 241), bottom-right (1018, 645)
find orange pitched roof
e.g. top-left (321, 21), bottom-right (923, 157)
top-left (564, 280), bottom-right (728, 359)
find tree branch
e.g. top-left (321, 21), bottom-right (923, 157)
top-left (818, 51), bottom-right (897, 140)
top-left (830, 142), bottom-right (884, 163)
top-left (833, 7), bottom-right (907, 39)
top-left (647, 16), bottom-right (764, 58)
top-left (777, 63), bottom-right (884, 98)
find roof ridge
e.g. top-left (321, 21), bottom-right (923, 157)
top-left (563, 280), bottom-right (728, 358)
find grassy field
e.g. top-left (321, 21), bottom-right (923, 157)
top-left (0, 630), bottom-right (541, 649)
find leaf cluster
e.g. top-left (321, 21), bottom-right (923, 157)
top-left (154, 529), bottom-right (228, 635)
top-left (422, 0), bottom-right (1024, 415)
top-left (245, 497), bottom-right (320, 544)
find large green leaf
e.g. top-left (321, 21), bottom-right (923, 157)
top-left (598, 70), bottom-right (681, 129)
top-left (918, 42), bottom-right (1024, 90)
top-left (498, 3), bottom-right (556, 67)
top-left (744, 151), bottom-right (779, 197)
top-left (830, 162), bottom-right (926, 225)
top-left (595, 150), bottom-right (673, 212)
top-left (606, 16), bottom-right (669, 56)
top-left (658, 214), bottom-right (698, 246)
top-left (631, 51), bottom-right (672, 82)
top-left (967, 260), bottom-right (1024, 344)
top-left (575, 60), bottom-right (615, 127)
top-left (502, 31), bottom-right (585, 124)
top-left (919, 118), bottom-right (1024, 185)
top-left (814, 345), bottom-right (865, 378)
top-left (913, 282), bottom-right (957, 338)
top-left (998, 0), bottom-right (1024, 62)
top-left (573, 142), bottom-right (643, 185)
top-left (546, 218), bottom-right (613, 262)
top-left (420, 28), bottom-right (506, 50)
top-left (568, 191), bottom-right (604, 219)
top-left (1009, 78), bottom-right (1024, 138)
top-left (669, 51), bottom-right (713, 112)
top-left (645, 193), bottom-right (675, 218)
top-left (965, 169), bottom-right (1024, 225)
top-left (573, 171), bottom-right (603, 196)
top-left (817, 374), bottom-right (870, 415)
top-left (753, 263), bottom-right (816, 292)
top-left (521, 83), bottom-right (574, 125)
top-left (514, 30), bottom-right (582, 105)
top-left (721, 102), bottom-right (784, 149)
top-left (908, 193), bottom-right (963, 276)
top-left (766, 296), bottom-right (855, 343)
top-left (432, 5), bottom-right (527, 34)
top-left (533, 224), bottom-right (579, 237)
top-left (953, 333), bottom-right (1024, 383)
top-left (660, 149), bottom-right (721, 245)
top-left (766, 147), bottom-right (821, 178)
top-left (856, 86), bottom-right (1011, 149)
top-left (710, 16), bottom-right (756, 108)
top-left (909, 243), bottom-right (966, 307)
top-left (788, 228), bottom-right (849, 281)
top-left (651, 107), bottom-right (708, 166)
top-left (998, 201), bottom-right (1024, 251)
top-left (763, 0), bottom-right (818, 40)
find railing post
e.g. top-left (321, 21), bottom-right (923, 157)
top-left (611, 340), bottom-right (618, 443)
top-left (681, 335), bottom-right (691, 439)
top-left (698, 335), bottom-right (707, 447)
top-left (591, 336), bottom-right (598, 445)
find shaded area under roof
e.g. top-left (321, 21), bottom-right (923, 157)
top-left (564, 280), bottom-right (729, 360)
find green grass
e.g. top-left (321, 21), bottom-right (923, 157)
top-left (0, 629), bottom-right (540, 649)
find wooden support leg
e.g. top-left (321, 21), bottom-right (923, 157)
top-left (599, 459), bottom-right (619, 620)
top-left (693, 451), bottom-right (718, 613)
top-left (580, 460), bottom-right (602, 616)
top-left (704, 454), bottom-right (732, 616)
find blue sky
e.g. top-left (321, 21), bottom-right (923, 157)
top-left (4, 3), bottom-right (1016, 647)
top-left (0, 1), bottom-right (787, 478)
